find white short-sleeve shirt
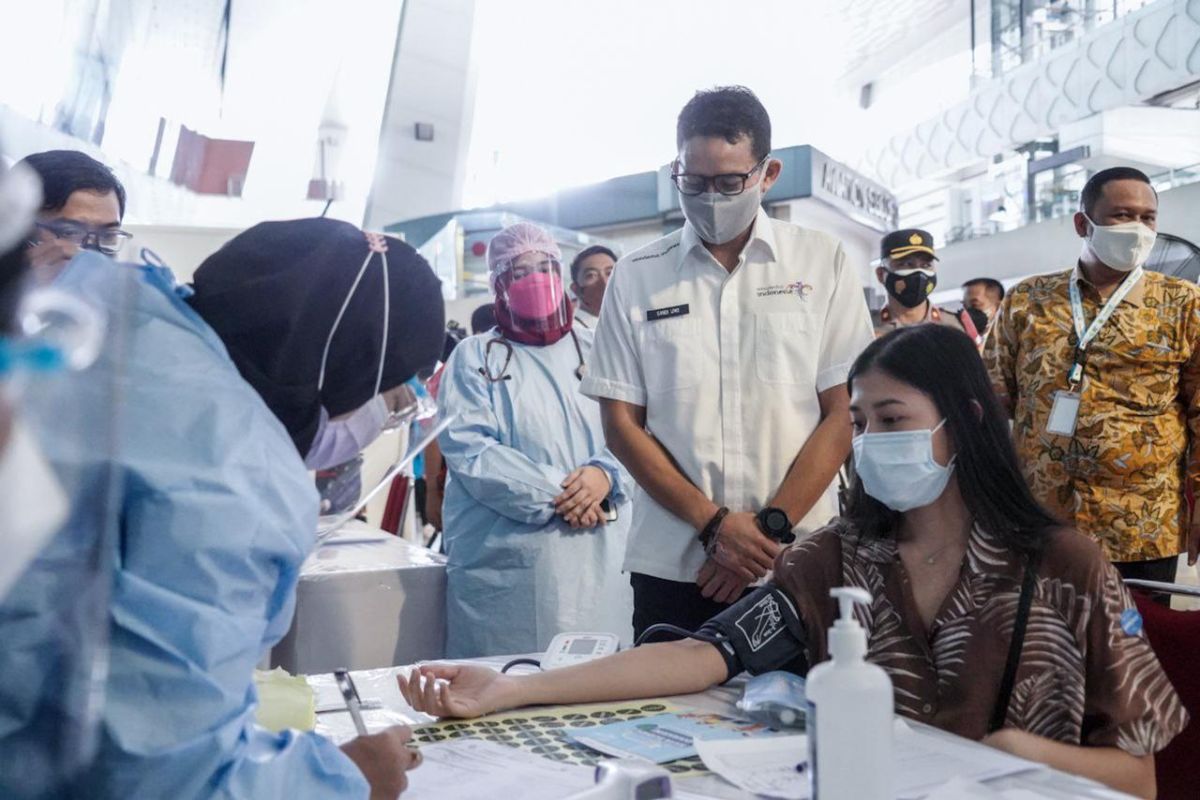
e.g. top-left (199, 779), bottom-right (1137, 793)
top-left (581, 208), bottom-right (875, 582)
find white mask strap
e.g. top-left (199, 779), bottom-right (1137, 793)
top-left (317, 233), bottom-right (391, 396)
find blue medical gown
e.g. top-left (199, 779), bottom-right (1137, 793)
top-left (438, 329), bottom-right (634, 658)
top-left (0, 254), bottom-right (367, 798)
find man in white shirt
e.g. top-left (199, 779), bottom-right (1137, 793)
top-left (582, 86), bottom-right (875, 637)
top-left (570, 245), bottom-right (617, 330)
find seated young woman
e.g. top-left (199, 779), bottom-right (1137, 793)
top-left (399, 324), bottom-right (1187, 799)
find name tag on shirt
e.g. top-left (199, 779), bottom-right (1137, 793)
top-left (1047, 391), bottom-right (1081, 436)
top-left (646, 304), bottom-right (689, 321)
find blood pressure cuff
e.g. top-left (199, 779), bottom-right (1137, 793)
top-left (696, 584), bottom-right (808, 682)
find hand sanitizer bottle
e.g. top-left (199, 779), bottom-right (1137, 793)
top-left (805, 586), bottom-right (893, 800)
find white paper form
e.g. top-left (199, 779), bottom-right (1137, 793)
top-left (695, 722), bottom-right (1041, 800)
top-left (695, 735), bottom-right (810, 799)
top-left (403, 739), bottom-right (595, 799)
top-left (404, 738), bottom-right (711, 800)
top-left (892, 721), bottom-right (1042, 799)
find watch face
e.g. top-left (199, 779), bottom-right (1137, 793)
top-left (764, 508), bottom-right (789, 533)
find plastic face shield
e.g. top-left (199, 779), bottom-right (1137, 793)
top-left (0, 273), bottom-right (126, 796)
top-left (498, 254), bottom-right (569, 336)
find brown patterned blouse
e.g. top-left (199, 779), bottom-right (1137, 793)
top-left (983, 266), bottom-right (1200, 562)
top-left (774, 521), bottom-right (1188, 755)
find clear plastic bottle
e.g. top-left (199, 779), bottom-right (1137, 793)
top-left (805, 586), bottom-right (893, 800)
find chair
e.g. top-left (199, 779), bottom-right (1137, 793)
top-left (378, 474), bottom-right (409, 535)
top-left (1128, 583), bottom-right (1200, 800)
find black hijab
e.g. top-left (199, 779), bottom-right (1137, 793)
top-left (187, 218), bottom-right (445, 456)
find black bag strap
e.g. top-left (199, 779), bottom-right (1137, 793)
top-left (989, 548), bottom-right (1043, 733)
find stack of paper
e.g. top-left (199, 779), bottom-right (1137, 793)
top-left (403, 739), bottom-right (710, 800)
top-left (694, 720), bottom-right (1043, 799)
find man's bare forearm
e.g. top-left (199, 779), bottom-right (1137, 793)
top-left (768, 385), bottom-right (852, 525)
top-left (600, 399), bottom-right (718, 531)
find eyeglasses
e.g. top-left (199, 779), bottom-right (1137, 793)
top-left (36, 221), bottom-right (132, 257)
top-left (671, 156), bottom-right (769, 197)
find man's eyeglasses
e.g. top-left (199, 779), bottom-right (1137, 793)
top-left (35, 221), bottom-right (132, 257)
top-left (671, 156), bottom-right (769, 197)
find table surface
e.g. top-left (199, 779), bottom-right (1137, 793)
top-left (308, 658), bottom-right (1136, 800)
top-left (301, 521), bottom-right (446, 577)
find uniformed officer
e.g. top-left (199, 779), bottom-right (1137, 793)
top-left (871, 229), bottom-right (977, 341)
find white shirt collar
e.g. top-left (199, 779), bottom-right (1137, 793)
top-left (678, 206), bottom-right (777, 271)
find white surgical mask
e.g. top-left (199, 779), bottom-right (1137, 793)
top-left (852, 419), bottom-right (955, 512)
top-left (304, 394), bottom-right (389, 470)
top-left (0, 417), bottom-right (69, 600)
top-left (679, 181), bottom-right (763, 245)
top-left (1082, 214), bottom-right (1157, 273)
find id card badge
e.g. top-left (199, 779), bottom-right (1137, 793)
top-left (1047, 391), bottom-right (1081, 436)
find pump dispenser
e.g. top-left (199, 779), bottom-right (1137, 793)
top-left (805, 587), bottom-right (893, 800)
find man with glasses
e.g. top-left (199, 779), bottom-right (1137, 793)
top-left (582, 86), bottom-right (874, 637)
top-left (871, 229), bottom-right (977, 340)
top-left (18, 150), bottom-right (130, 277)
top-left (569, 244), bottom-right (617, 329)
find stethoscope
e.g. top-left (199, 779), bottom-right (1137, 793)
top-left (477, 329), bottom-right (586, 383)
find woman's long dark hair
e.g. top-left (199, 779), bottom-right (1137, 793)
top-left (845, 324), bottom-right (1058, 555)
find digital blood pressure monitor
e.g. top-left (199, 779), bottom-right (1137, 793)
top-left (542, 632), bottom-right (620, 669)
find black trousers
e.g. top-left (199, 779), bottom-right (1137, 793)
top-left (630, 572), bottom-right (753, 642)
top-left (1114, 556), bottom-right (1178, 606)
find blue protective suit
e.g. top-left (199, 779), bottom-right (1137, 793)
top-left (438, 328), bottom-right (634, 658)
top-left (0, 253), bottom-right (366, 798)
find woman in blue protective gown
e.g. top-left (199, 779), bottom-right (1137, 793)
top-left (438, 222), bottom-right (634, 658)
top-left (0, 218), bottom-right (444, 799)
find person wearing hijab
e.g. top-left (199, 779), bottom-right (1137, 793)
top-left (438, 222), bottom-right (634, 657)
top-left (0, 217), bottom-right (443, 799)
top-left (188, 219), bottom-right (445, 468)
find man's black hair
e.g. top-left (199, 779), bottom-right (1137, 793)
top-left (962, 277), bottom-right (1005, 300)
top-left (18, 150), bottom-right (127, 219)
top-left (570, 244), bottom-right (617, 285)
top-left (676, 86), bottom-right (771, 161)
top-left (470, 303), bottom-right (497, 335)
top-left (1079, 166), bottom-right (1154, 217)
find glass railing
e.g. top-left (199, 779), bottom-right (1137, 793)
top-left (973, 0), bottom-right (1156, 83)
top-left (1150, 162), bottom-right (1200, 193)
top-left (941, 161), bottom-right (1200, 246)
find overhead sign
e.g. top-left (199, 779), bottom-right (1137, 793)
top-left (810, 150), bottom-right (898, 232)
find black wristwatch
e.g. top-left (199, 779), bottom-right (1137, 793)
top-left (756, 506), bottom-right (796, 544)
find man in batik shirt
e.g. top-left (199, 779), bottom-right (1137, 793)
top-left (986, 166), bottom-right (1200, 584)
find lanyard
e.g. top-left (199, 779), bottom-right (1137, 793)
top-left (1066, 266), bottom-right (1142, 386)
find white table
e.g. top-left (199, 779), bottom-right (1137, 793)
top-left (307, 660), bottom-right (1136, 799)
top-left (271, 522), bottom-right (446, 674)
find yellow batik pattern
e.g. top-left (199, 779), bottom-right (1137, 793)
top-left (985, 267), bottom-right (1200, 562)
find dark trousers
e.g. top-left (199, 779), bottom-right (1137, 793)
top-left (630, 572), bottom-right (753, 642)
top-left (1114, 556), bottom-right (1177, 606)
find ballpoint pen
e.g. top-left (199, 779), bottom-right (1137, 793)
top-left (334, 668), bottom-right (369, 736)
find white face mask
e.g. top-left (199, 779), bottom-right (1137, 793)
top-left (679, 179), bottom-right (763, 245)
top-left (852, 419), bottom-right (955, 513)
top-left (1082, 214), bottom-right (1157, 273)
top-left (0, 417), bottom-right (69, 600)
top-left (304, 394), bottom-right (389, 470)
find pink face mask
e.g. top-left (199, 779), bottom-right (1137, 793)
top-left (506, 272), bottom-right (564, 319)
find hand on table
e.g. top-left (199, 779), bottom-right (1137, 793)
top-left (554, 466), bottom-right (611, 528)
top-left (340, 725), bottom-right (421, 799)
top-left (709, 511), bottom-right (781, 581)
top-left (398, 663), bottom-right (513, 719)
top-left (696, 559), bottom-right (752, 604)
